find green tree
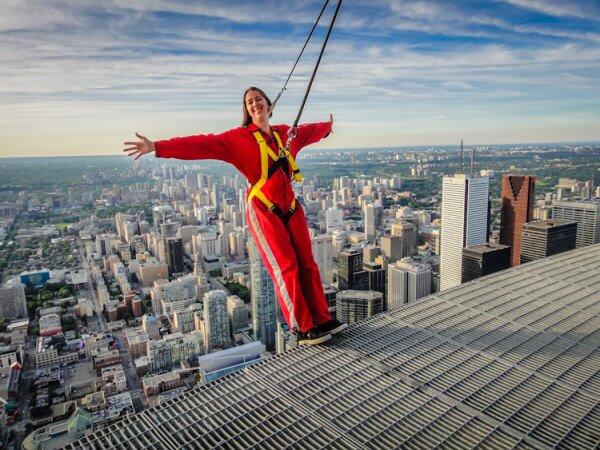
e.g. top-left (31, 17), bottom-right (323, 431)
top-left (40, 290), bottom-right (53, 302)
top-left (59, 286), bottom-right (71, 298)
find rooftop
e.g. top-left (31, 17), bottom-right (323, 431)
top-left (338, 289), bottom-right (384, 300)
top-left (66, 244), bottom-right (599, 449)
top-left (523, 219), bottom-right (577, 230)
top-left (554, 199), bottom-right (600, 208)
top-left (463, 243), bottom-right (510, 254)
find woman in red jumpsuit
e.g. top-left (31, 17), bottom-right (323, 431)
top-left (124, 87), bottom-right (347, 345)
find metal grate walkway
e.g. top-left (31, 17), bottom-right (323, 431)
top-left (66, 244), bottom-right (600, 449)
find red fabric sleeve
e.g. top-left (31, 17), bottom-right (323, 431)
top-left (154, 129), bottom-right (238, 165)
top-left (290, 121), bottom-right (332, 158)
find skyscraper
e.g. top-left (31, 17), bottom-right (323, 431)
top-left (500, 175), bottom-right (535, 266)
top-left (160, 221), bottom-right (178, 238)
top-left (391, 220), bottom-right (417, 257)
top-left (249, 239), bottom-right (276, 350)
top-left (520, 220), bottom-right (577, 263)
top-left (336, 290), bottom-right (384, 325)
top-left (203, 290), bottom-right (231, 353)
top-left (227, 295), bottom-right (249, 333)
top-left (141, 314), bottom-right (160, 340)
top-left (552, 200), bottom-right (600, 248)
top-left (323, 286), bottom-right (337, 315)
top-left (363, 203), bottom-right (377, 242)
top-left (363, 261), bottom-right (386, 297)
top-left (152, 205), bottom-right (174, 227)
top-left (311, 234), bottom-right (333, 285)
top-left (0, 281), bottom-right (27, 320)
top-left (325, 207), bottom-right (343, 233)
top-left (462, 243), bottom-right (511, 283)
top-left (387, 258), bottom-right (431, 309)
top-left (166, 237), bottom-right (184, 275)
top-left (337, 249), bottom-right (368, 290)
top-left (380, 235), bottom-right (403, 263)
top-left (440, 174), bottom-right (489, 291)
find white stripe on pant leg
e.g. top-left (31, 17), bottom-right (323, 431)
top-left (248, 201), bottom-right (298, 330)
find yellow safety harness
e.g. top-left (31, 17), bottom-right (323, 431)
top-left (247, 130), bottom-right (303, 221)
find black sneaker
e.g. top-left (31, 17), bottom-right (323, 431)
top-left (296, 327), bottom-right (332, 346)
top-left (317, 319), bottom-right (348, 336)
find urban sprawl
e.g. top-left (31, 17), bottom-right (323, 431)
top-left (0, 142), bottom-right (599, 449)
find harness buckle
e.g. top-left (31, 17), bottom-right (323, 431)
top-left (282, 126), bottom-right (297, 156)
top-left (269, 204), bottom-right (297, 223)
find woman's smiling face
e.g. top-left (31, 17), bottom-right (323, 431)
top-left (245, 89), bottom-right (270, 124)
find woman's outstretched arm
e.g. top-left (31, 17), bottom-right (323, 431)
top-left (123, 129), bottom-right (237, 163)
top-left (291, 113), bottom-right (333, 158)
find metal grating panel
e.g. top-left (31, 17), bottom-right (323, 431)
top-left (65, 244), bottom-right (600, 449)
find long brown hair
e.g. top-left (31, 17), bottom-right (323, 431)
top-left (242, 87), bottom-right (272, 127)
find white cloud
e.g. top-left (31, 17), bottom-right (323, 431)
top-left (498, 0), bottom-right (600, 19)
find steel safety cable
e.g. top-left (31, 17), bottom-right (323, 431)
top-left (270, 0), bottom-right (331, 111)
top-left (286, 0), bottom-right (343, 149)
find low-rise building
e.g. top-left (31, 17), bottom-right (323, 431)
top-left (147, 331), bottom-right (203, 373)
top-left (124, 328), bottom-right (149, 359)
top-left (82, 391), bottom-right (107, 413)
top-left (101, 365), bottom-right (127, 397)
top-left (134, 356), bottom-right (150, 376)
top-left (83, 333), bottom-right (112, 358)
top-left (76, 298), bottom-right (95, 317)
top-left (336, 290), bottom-right (384, 325)
top-left (141, 372), bottom-right (185, 396)
top-left (39, 313), bottom-right (63, 337)
top-left (92, 349), bottom-right (120, 374)
top-left (0, 344), bottom-right (21, 368)
top-left (35, 336), bottom-right (78, 369)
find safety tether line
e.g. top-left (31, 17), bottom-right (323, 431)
top-left (291, 0), bottom-right (343, 131)
top-left (270, 0), bottom-right (331, 111)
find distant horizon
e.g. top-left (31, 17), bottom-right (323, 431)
top-left (1, 139), bottom-right (599, 160)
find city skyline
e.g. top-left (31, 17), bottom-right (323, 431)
top-left (2, 0), bottom-right (600, 157)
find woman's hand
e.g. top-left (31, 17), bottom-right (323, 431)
top-left (123, 132), bottom-right (155, 160)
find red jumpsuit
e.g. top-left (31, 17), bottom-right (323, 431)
top-left (155, 122), bottom-right (333, 332)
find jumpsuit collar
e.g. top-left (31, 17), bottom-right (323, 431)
top-left (247, 123), bottom-right (279, 140)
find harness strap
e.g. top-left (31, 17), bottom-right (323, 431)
top-left (247, 130), bottom-right (299, 220)
top-left (267, 157), bottom-right (290, 179)
top-left (270, 199), bottom-right (297, 223)
top-left (272, 131), bottom-right (303, 182)
top-left (247, 131), bottom-right (274, 209)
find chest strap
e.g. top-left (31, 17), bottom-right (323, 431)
top-left (247, 130), bottom-right (300, 221)
top-left (272, 131), bottom-right (303, 183)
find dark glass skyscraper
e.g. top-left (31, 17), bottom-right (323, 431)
top-left (338, 249), bottom-right (368, 290)
top-left (462, 243), bottom-right (511, 283)
top-left (363, 261), bottom-right (385, 297)
top-left (166, 237), bottom-right (184, 275)
top-left (520, 220), bottom-right (577, 263)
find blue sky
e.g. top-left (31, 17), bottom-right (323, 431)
top-left (1, 0), bottom-right (599, 157)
